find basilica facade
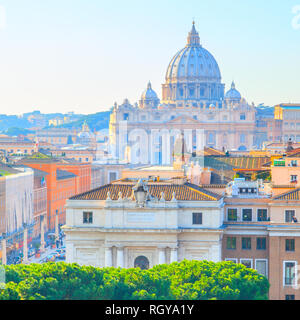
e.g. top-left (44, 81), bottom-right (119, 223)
top-left (109, 23), bottom-right (256, 165)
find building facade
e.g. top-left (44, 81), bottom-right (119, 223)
top-left (64, 178), bottom-right (224, 268)
top-left (109, 23), bottom-right (257, 165)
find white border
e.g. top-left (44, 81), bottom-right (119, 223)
top-left (225, 258), bottom-right (237, 263)
top-left (283, 260), bottom-right (297, 287)
top-left (255, 259), bottom-right (268, 278)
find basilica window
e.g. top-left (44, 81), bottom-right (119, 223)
top-left (240, 113), bottom-right (246, 120)
top-left (123, 113), bottom-right (129, 121)
top-left (240, 133), bottom-right (246, 144)
top-left (189, 89), bottom-right (195, 96)
top-left (208, 133), bottom-right (215, 144)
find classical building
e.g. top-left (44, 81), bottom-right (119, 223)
top-left (109, 23), bottom-right (257, 165)
top-left (64, 178), bottom-right (224, 268)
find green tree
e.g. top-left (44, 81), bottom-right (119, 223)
top-left (0, 260), bottom-right (269, 300)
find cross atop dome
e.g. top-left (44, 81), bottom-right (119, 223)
top-left (187, 21), bottom-right (200, 47)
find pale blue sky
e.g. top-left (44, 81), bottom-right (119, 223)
top-left (0, 0), bottom-right (299, 115)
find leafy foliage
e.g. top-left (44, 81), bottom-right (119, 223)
top-left (0, 260), bottom-right (269, 300)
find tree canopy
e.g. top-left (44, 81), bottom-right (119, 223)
top-left (0, 260), bottom-right (269, 300)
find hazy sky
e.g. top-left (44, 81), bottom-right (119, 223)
top-left (0, 0), bottom-right (299, 115)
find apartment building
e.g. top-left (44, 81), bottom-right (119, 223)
top-left (18, 153), bottom-right (91, 230)
top-left (223, 178), bottom-right (300, 300)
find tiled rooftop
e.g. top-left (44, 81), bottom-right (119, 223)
top-left (70, 180), bottom-right (221, 201)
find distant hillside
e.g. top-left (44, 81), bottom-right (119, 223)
top-left (0, 115), bottom-right (31, 132)
top-left (54, 111), bottom-right (111, 131)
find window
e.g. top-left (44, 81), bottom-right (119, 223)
top-left (227, 208), bottom-right (238, 221)
top-left (286, 239), bottom-right (295, 252)
top-left (291, 160), bottom-right (298, 167)
top-left (286, 295), bottom-right (295, 300)
top-left (242, 209), bottom-right (252, 221)
top-left (240, 113), bottom-right (246, 120)
top-left (208, 133), bottom-right (214, 144)
top-left (291, 175), bottom-right (298, 183)
top-left (242, 237), bottom-right (251, 250)
top-left (240, 133), bottom-right (246, 144)
top-left (285, 210), bottom-right (295, 223)
top-left (192, 212), bottom-right (202, 225)
top-left (226, 237), bottom-right (236, 250)
top-left (240, 259), bottom-right (252, 268)
top-left (109, 172), bottom-right (117, 182)
top-left (257, 209), bottom-right (268, 221)
top-left (123, 113), bottom-right (129, 121)
top-left (256, 237), bottom-right (266, 250)
top-left (255, 260), bottom-right (267, 277)
top-left (225, 258), bottom-right (237, 263)
top-left (284, 261), bottom-right (296, 286)
top-left (83, 211), bottom-right (93, 224)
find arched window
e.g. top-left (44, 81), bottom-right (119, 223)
top-left (134, 256), bottom-right (149, 270)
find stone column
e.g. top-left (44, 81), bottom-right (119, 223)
top-left (40, 215), bottom-right (45, 253)
top-left (105, 246), bottom-right (113, 267)
top-left (1, 234), bottom-right (6, 265)
top-left (158, 247), bottom-right (166, 265)
top-left (23, 224), bottom-right (28, 264)
top-left (116, 247), bottom-right (124, 268)
top-left (170, 247), bottom-right (178, 263)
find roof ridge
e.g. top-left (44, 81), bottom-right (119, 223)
top-left (184, 182), bottom-right (220, 200)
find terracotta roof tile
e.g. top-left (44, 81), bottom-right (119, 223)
top-left (70, 182), bottom-right (221, 201)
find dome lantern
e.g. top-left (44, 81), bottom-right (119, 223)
top-left (187, 21), bottom-right (201, 47)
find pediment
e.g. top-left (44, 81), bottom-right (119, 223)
top-left (166, 115), bottom-right (199, 125)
